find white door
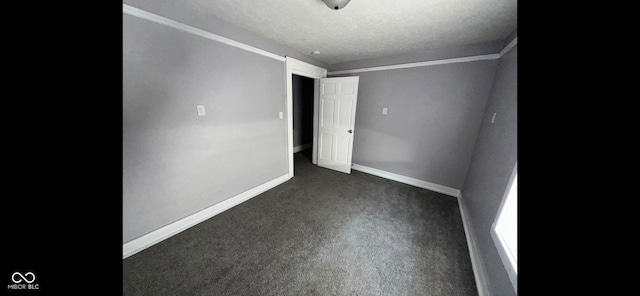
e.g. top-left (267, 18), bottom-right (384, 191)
top-left (317, 77), bottom-right (359, 174)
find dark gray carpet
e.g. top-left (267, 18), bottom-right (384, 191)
top-left (123, 151), bottom-right (478, 295)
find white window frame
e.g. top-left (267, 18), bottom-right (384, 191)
top-left (491, 162), bottom-right (517, 291)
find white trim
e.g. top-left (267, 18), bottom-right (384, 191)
top-left (458, 194), bottom-right (491, 296)
top-left (491, 228), bottom-right (517, 292)
top-left (490, 162), bottom-right (518, 291)
top-left (312, 79), bottom-right (320, 165)
top-left (123, 174), bottom-right (289, 259)
top-left (328, 54), bottom-right (500, 75)
top-left (123, 4), bottom-right (285, 62)
top-left (292, 143), bottom-right (312, 153)
top-left (327, 37), bottom-right (517, 75)
top-left (351, 164), bottom-right (460, 197)
top-left (499, 37), bottom-right (518, 57)
top-left (350, 163), bottom-right (489, 296)
top-left (285, 57), bottom-right (327, 179)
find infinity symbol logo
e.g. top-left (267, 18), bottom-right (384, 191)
top-left (11, 272), bottom-right (36, 283)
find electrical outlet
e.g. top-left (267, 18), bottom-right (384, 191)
top-left (197, 105), bottom-right (206, 116)
top-left (382, 108), bottom-right (388, 115)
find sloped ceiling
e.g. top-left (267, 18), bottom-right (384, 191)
top-left (134, 0), bottom-right (517, 65)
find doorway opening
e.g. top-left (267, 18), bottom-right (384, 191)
top-left (292, 74), bottom-right (315, 165)
top-left (285, 56), bottom-right (327, 178)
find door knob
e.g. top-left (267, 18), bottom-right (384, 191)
top-left (348, 130), bottom-right (353, 133)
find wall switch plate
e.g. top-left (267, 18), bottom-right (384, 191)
top-left (197, 105), bottom-right (206, 116)
top-left (279, 111), bottom-right (284, 119)
top-left (382, 108), bottom-right (388, 115)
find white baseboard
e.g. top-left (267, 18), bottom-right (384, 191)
top-left (458, 194), bottom-right (490, 296)
top-left (123, 173), bottom-right (290, 259)
top-left (292, 143), bottom-right (311, 153)
top-left (351, 164), bottom-right (460, 197)
top-left (350, 164), bottom-right (487, 294)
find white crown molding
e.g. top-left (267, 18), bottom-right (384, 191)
top-left (328, 54), bottom-right (500, 75)
top-left (499, 37), bottom-right (518, 57)
top-left (123, 174), bottom-right (289, 259)
top-left (123, 4), bottom-right (285, 62)
top-left (328, 37), bottom-right (518, 75)
top-left (123, 3), bottom-right (517, 75)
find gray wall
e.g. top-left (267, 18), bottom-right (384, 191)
top-left (292, 74), bottom-right (314, 147)
top-left (331, 60), bottom-right (498, 189)
top-left (123, 0), bottom-right (329, 69)
top-left (329, 40), bottom-right (503, 72)
top-left (460, 44), bottom-right (517, 295)
top-left (503, 29), bottom-right (518, 48)
top-left (123, 1), bottom-right (518, 291)
top-left (123, 14), bottom-right (288, 243)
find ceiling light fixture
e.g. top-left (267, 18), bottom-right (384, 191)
top-left (322, 0), bottom-right (351, 10)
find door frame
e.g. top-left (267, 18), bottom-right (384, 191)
top-left (285, 57), bottom-right (327, 178)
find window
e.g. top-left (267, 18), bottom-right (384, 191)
top-left (491, 162), bottom-right (517, 290)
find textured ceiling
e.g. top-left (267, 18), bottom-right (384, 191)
top-left (187, 0), bottom-right (517, 65)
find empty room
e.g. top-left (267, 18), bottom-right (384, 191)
top-left (123, 0), bottom-right (517, 295)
